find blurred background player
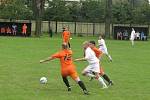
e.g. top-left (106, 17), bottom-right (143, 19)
top-left (98, 35), bottom-right (112, 62)
top-left (75, 41), bottom-right (108, 89)
top-left (130, 28), bottom-right (136, 46)
top-left (22, 23), bottom-right (27, 36)
top-left (12, 24), bottom-right (17, 36)
top-left (40, 43), bottom-right (89, 95)
top-left (62, 26), bottom-right (71, 49)
top-left (89, 41), bottom-right (113, 86)
top-left (6, 26), bottom-right (11, 36)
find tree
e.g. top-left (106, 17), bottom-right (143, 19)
top-left (43, 0), bottom-right (70, 33)
top-left (0, 0), bottom-right (33, 20)
top-left (80, 0), bottom-right (105, 22)
top-left (32, 0), bottom-right (45, 37)
top-left (112, 1), bottom-right (133, 24)
top-left (105, 0), bottom-right (112, 38)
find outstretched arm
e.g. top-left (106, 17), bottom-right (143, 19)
top-left (40, 57), bottom-right (54, 63)
top-left (74, 57), bottom-right (87, 61)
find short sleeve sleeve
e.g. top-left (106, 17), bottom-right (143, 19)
top-left (51, 52), bottom-right (61, 58)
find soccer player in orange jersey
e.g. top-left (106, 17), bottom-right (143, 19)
top-left (89, 41), bottom-right (113, 86)
top-left (40, 43), bottom-right (89, 95)
top-left (62, 27), bottom-right (71, 48)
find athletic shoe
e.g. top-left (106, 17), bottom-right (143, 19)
top-left (101, 85), bottom-right (108, 89)
top-left (83, 90), bottom-right (89, 95)
top-left (68, 87), bottom-right (71, 91)
top-left (110, 59), bottom-right (113, 62)
top-left (108, 80), bottom-right (114, 86)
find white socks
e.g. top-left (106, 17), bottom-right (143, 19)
top-left (98, 77), bottom-right (107, 88)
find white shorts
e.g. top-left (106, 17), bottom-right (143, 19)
top-left (99, 47), bottom-right (108, 55)
top-left (84, 62), bottom-right (100, 73)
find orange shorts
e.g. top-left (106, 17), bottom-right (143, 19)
top-left (99, 67), bottom-right (105, 75)
top-left (61, 68), bottom-right (78, 80)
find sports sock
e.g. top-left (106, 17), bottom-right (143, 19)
top-left (102, 74), bottom-right (111, 83)
top-left (62, 77), bottom-right (70, 88)
top-left (108, 55), bottom-right (112, 61)
top-left (98, 76), bottom-right (107, 87)
top-left (68, 42), bottom-right (71, 48)
top-left (78, 81), bottom-right (87, 91)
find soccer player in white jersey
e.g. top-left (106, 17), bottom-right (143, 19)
top-left (75, 41), bottom-right (108, 89)
top-left (130, 28), bottom-right (136, 46)
top-left (98, 35), bottom-right (112, 62)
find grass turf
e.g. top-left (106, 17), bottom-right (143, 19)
top-left (0, 36), bottom-right (150, 100)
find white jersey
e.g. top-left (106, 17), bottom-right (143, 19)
top-left (98, 39), bottom-right (107, 49)
top-left (130, 30), bottom-right (135, 40)
top-left (98, 39), bottom-right (108, 54)
top-left (85, 47), bottom-right (99, 64)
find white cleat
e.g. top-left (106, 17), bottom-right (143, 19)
top-left (101, 86), bottom-right (108, 89)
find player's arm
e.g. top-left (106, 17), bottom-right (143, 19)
top-left (74, 57), bottom-right (87, 61)
top-left (40, 52), bottom-right (61, 63)
top-left (40, 57), bottom-right (54, 63)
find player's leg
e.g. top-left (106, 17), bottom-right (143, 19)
top-left (130, 38), bottom-right (134, 46)
top-left (95, 72), bottom-right (108, 88)
top-left (68, 42), bottom-right (71, 48)
top-left (101, 73), bottom-right (113, 86)
top-left (70, 72), bottom-right (89, 95)
top-left (82, 66), bottom-right (96, 78)
top-left (62, 76), bottom-right (71, 91)
top-left (105, 49), bottom-right (112, 62)
top-left (92, 63), bottom-right (108, 88)
top-left (100, 66), bottom-right (113, 86)
top-left (132, 40), bottom-right (134, 46)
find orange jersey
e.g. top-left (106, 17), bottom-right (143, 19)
top-left (62, 31), bottom-right (70, 42)
top-left (91, 47), bottom-right (103, 58)
top-left (51, 49), bottom-right (78, 79)
top-left (51, 49), bottom-right (75, 70)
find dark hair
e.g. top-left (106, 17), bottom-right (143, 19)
top-left (89, 41), bottom-right (96, 45)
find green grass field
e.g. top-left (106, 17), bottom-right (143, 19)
top-left (0, 36), bottom-right (150, 100)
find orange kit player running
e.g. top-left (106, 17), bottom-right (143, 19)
top-left (62, 27), bottom-right (71, 48)
top-left (89, 41), bottom-right (113, 86)
top-left (40, 43), bottom-right (89, 95)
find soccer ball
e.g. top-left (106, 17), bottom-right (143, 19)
top-left (40, 77), bottom-right (47, 84)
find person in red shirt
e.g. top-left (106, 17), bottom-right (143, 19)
top-left (40, 43), bottom-right (89, 95)
top-left (62, 27), bottom-right (71, 48)
top-left (6, 26), bottom-right (12, 35)
top-left (22, 24), bottom-right (27, 36)
top-left (89, 41), bottom-right (113, 86)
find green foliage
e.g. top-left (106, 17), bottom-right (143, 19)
top-left (80, 0), bottom-right (105, 22)
top-left (0, 0), bottom-right (33, 20)
top-left (43, 0), bottom-right (71, 21)
top-left (0, 0), bottom-right (150, 24)
top-left (112, 1), bottom-right (150, 24)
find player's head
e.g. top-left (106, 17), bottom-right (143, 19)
top-left (99, 33), bottom-right (104, 39)
top-left (89, 41), bottom-right (96, 48)
top-left (62, 43), bottom-right (68, 50)
top-left (132, 28), bottom-right (134, 31)
top-left (99, 35), bottom-right (102, 39)
top-left (82, 41), bottom-right (89, 49)
top-left (63, 26), bottom-right (68, 31)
